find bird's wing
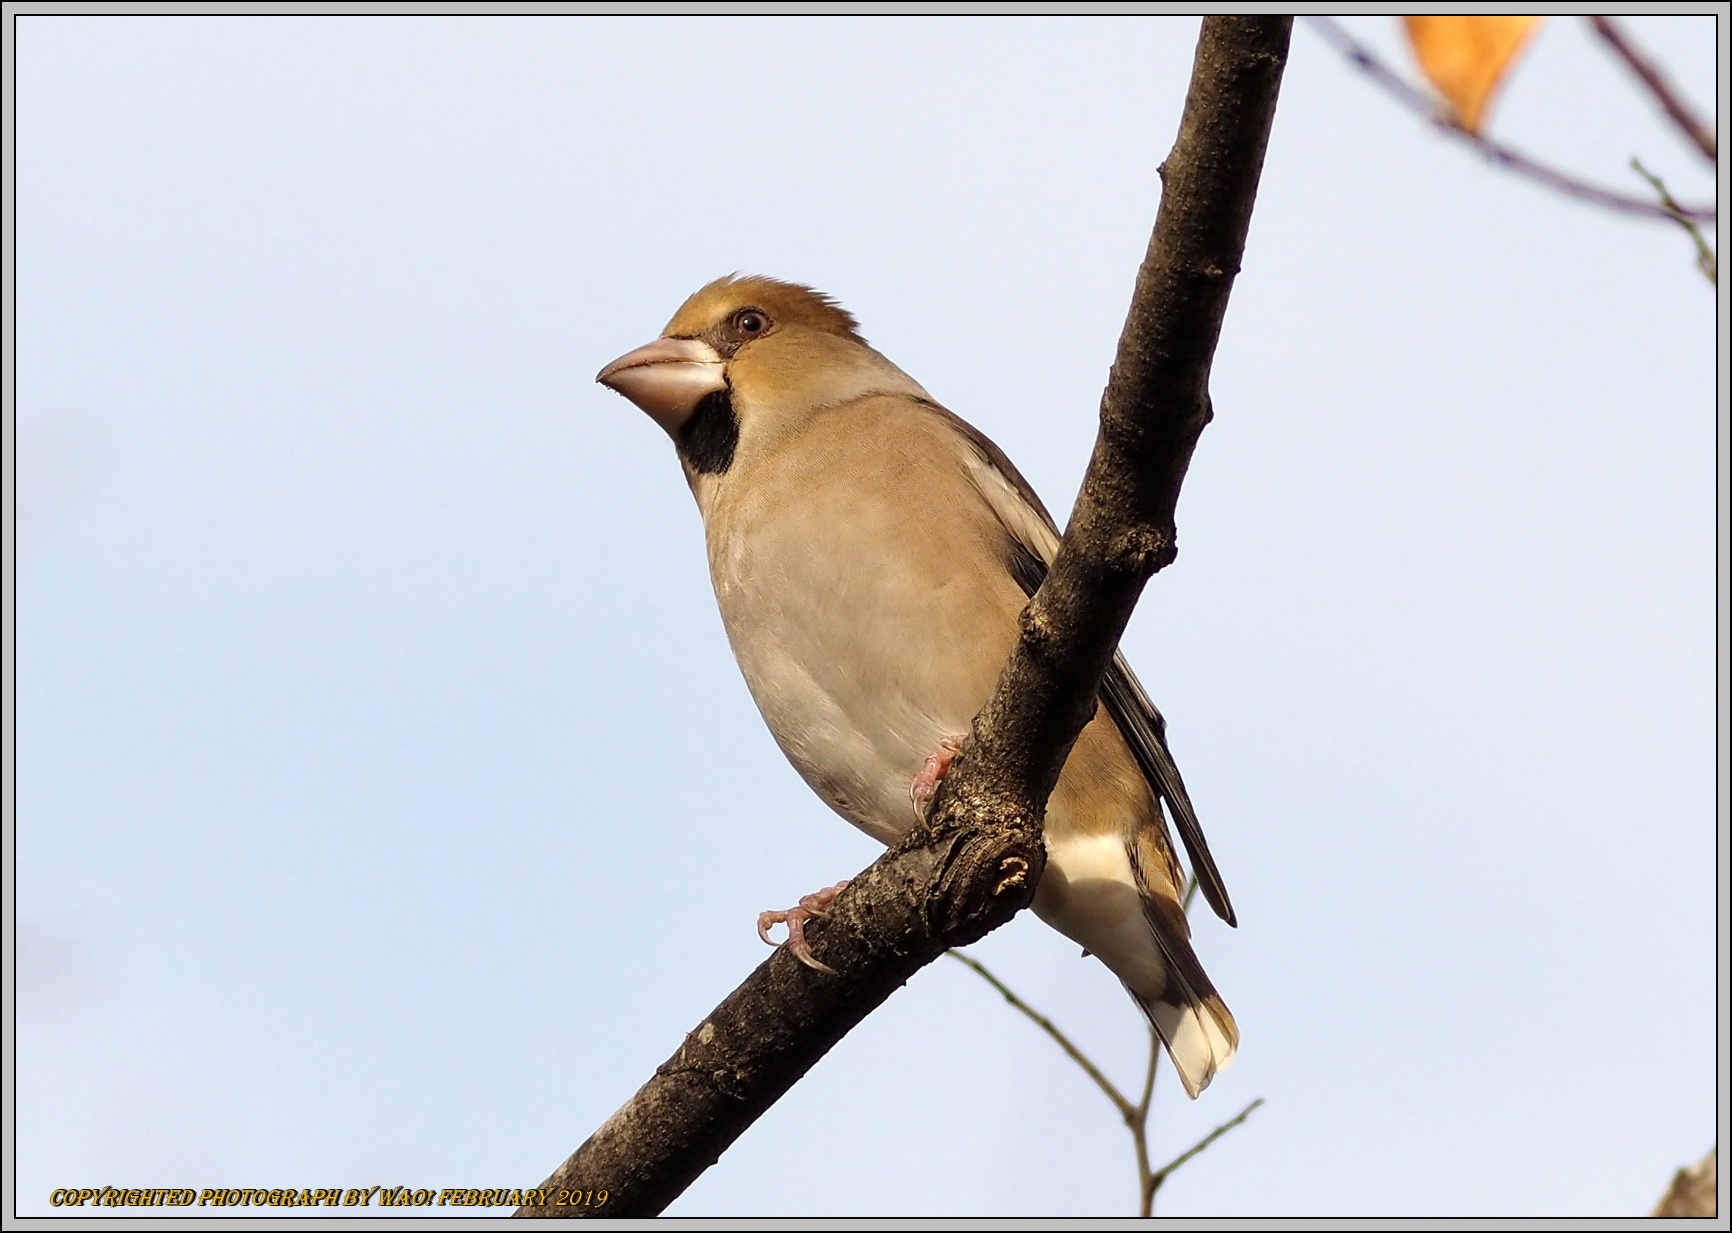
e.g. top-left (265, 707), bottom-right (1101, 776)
top-left (924, 400), bottom-right (1237, 928)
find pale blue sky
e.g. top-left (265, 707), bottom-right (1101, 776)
top-left (14, 14), bottom-right (1721, 1218)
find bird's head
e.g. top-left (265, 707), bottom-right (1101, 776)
top-left (596, 275), bottom-right (927, 478)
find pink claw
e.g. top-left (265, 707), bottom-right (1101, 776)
top-left (757, 880), bottom-right (850, 974)
top-left (910, 734), bottom-right (968, 818)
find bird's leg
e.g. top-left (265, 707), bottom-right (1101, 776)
top-left (910, 733), bottom-right (969, 819)
top-left (757, 880), bottom-right (850, 974)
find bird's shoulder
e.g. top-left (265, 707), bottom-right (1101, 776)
top-left (715, 393), bottom-right (1038, 541)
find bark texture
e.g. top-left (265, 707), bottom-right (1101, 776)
top-left (1652, 1148), bottom-right (1716, 1218)
top-left (518, 17), bottom-right (1292, 1218)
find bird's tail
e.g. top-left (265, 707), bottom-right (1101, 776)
top-left (1127, 978), bottom-right (1239, 1100)
top-left (1128, 876), bottom-right (1240, 1099)
top-left (1030, 825), bottom-right (1238, 1099)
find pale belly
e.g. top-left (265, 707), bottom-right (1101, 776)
top-left (703, 442), bottom-right (1027, 844)
top-left (713, 532), bottom-right (1024, 845)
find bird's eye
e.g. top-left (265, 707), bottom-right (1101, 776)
top-left (734, 310), bottom-right (767, 335)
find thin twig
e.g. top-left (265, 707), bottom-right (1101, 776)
top-left (1305, 16), bottom-right (1715, 224)
top-left (945, 951), bottom-right (1135, 1120)
top-left (1588, 16), bottom-right (1716, 163)
top-left (1136, 1026), bottom-right (1160, 1118)
top-left (1148, 1098), bottom-right (1267, 1197)
top-left (1134, 1029), bottom-right (1160, 1215)
top-left (1631, 158), bottom-right (1718, 285)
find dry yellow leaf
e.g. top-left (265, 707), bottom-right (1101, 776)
top-left (1404, 16), bottom-right (1544, 133)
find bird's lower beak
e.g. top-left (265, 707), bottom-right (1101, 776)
top-left (596, 336), bottom-right (726, 436)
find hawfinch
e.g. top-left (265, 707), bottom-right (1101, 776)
top-left (598, 276), bottom-right (1238, 1098)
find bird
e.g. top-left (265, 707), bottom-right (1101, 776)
top-left (596, 275), bottom-right (1238, 1098)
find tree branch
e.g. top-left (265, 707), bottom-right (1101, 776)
top-left (517, 17), bottom-right (1291, 1218)
top-left (1305, 16), bottom-right (1717, 224)
top-left (1588, 16), bottom-right (1716, 164)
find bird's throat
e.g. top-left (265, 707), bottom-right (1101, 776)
top-left (679, 388), bottom-right (739, 476)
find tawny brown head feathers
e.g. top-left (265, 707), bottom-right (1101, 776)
top-left (597, 275), bottom-right (934, 482)
top-left (598, 275), bottom-right (920, 465)
top-left (663, 275), bottom-right (866, 349)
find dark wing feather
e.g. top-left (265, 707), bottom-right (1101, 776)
top-left (941, 402), bottom-right (1233, 928)
top-left (1100, 650), bottom-right (1236, 927)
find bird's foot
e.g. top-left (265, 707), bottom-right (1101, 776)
top-left (910, 734), bottom-right (968, 818)
top-left (757, 880), bottom-right (850, 974)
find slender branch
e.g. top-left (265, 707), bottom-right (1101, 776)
top-left (1631, 158), bottom-right (1719, 285)
top-left (945, 951), bottom-right (1135, 1121)
top-left (1588, 16), bottom-right (1716, 163)
top-left (1305, 16), bottom-right (1716, 224)
top-left (1148, 1098), bottom-right (1267, 1198)
top-left (1135, 1025), bottom-right (1160, 1118)
top-left (516, 18), bottom-right (1292, 1217)
top-left (1134, 1030), bottom-right (1160, 1216)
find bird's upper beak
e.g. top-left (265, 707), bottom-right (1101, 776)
top-left (596, 336), bottom-right (727, 437)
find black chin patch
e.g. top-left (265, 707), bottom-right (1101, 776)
top-left (679, 387), bottom-right (738, 476)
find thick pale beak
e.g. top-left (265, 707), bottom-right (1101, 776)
top-left (596, 336), bottom-right (726, 437)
